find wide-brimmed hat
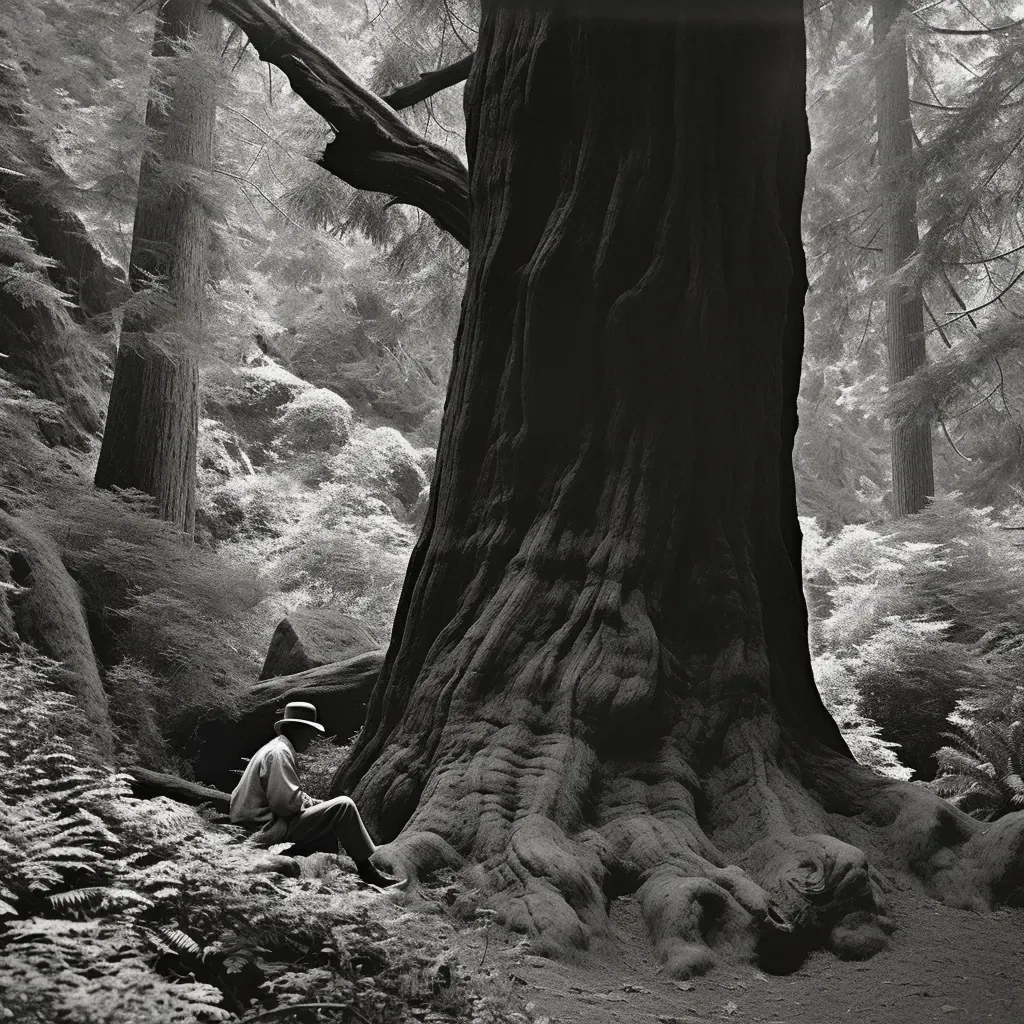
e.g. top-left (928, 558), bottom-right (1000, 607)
top-left (274, 701), bottom-right (325, 735)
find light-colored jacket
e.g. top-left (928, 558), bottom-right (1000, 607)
top-left (229, 735), bottom-right (317, 825)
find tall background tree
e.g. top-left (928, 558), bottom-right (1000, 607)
top-left (874, 0), bottom-right (934, 516)
top-left (94, 0), bottom-right (220, 532)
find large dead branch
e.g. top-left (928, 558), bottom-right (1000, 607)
top-left (383, 54), bottom-right (474, 111)
top-left (208, 0), bottom-right (470, 247)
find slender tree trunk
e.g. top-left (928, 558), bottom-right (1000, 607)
top-left (94, 0), bottom-right (219, 533)
top-left (332, 3), bottom-right (1023, 976)
top-left (874, 0), bottom-right (934, 517)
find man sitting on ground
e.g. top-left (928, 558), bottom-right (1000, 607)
top-left (230, 701), bottom-right (404, 888)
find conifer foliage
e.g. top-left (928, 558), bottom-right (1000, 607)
top-left (801, 0), bottom-right (1024, 789)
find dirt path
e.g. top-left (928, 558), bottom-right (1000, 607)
top-left (450, 882), bottom-right (1024, 1024)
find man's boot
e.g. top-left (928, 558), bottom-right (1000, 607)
top-left (354, 858), bottom-right (407, 889)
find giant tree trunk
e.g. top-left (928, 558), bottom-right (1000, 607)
top-left (333, 4), bottom-right (1024, 976)
top-left (874, 0), bottom-right (934, 517)
top-left (94, 0), bottom-right (219, 533)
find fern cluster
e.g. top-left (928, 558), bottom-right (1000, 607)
top-left (803, 496), bottom-right (1024, 782)
top-left (0, 646), bottom-right (525, 1024)
top-left (929, 689), bottom-right (1024, 821)
top-left (21, 478), bottom-right (269, 749)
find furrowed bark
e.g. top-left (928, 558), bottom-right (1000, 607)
top-left (328, 3), bottom-right (1023, 977)
top-left (208, 0), bottom-right (470, 247)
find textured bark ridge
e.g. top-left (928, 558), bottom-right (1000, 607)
top-left (331, 6), bottom-right (1024, 976)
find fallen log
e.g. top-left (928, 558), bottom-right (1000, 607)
top-left (126, 765), bottom-right (231, 811)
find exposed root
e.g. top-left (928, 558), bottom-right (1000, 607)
top-left (367, 731), bottom-right (1023, 979)
top-left (640, 871), bottom-right (760, 978)
top-left (744, 833), bottom-right (893, 967)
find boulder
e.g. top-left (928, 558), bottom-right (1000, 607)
top-left (275, 387), bottom-right (354, 456)
top-left (258, 608), bottom-right (378, 681)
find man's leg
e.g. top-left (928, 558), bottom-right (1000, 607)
top-left (282, 797), bottom-right (404, 886)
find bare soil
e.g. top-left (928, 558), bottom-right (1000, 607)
top-left (450, 881), bottom-right (1024, 1024)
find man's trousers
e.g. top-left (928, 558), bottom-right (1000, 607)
top-left (251, 796), bottom-right (376, 859)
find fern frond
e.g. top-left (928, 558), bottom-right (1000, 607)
top-left (151, 925), bottom-right (203, 957)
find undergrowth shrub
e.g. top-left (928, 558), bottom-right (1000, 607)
top-left (196, 474), bottom-right (286, 543)
top-left (0, 646), bottom-right (524, 1024)
top-left (103, 659), bottom-right (183, 772)
top-left (0, 371), bottom-right (73, 496)
top-left (811, 653), bottom-right (912, 780)
top-left (270, 508), bottom-right (413, 639)
top-left (802, 497), bottom-right (1024, 780)
top-left (929, 688), bottom-right (1024, 821)
top-left (272, 241), bottom-right (456, 436)
top-left (21, 481), bottom-right (269, 750)
top-left (325, 424), bottom-right (428, 515)
top-left (298, 735), bottom-right (352, 801)
top-left (197, 418), bottom-right (254, 483)
top-left (201, 360), bottom-right (311, 468)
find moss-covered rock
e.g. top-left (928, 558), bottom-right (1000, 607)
top-left (326, 425), bottom-right (427, 516)
top-left (202, 359), bottom-right (313, 466)
top-left (275, 387), bottom-right (354, 457)
top-left (0, 511), bottom-right (111, 759)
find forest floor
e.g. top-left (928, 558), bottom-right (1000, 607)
top-left (442, 881), bottom-right (1024, 1024)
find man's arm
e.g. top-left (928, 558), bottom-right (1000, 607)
top-left (262, 748), bottom-right (318, 817)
